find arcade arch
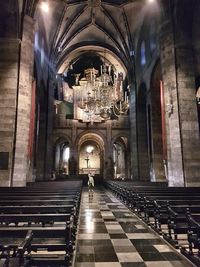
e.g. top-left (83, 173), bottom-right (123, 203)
top-left (76, 132), bottom-right (105, 178)
top-left (53, 137), bottom-right (71, 175)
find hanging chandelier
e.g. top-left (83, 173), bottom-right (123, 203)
top-left (76, 65), bottom-right (129, 123)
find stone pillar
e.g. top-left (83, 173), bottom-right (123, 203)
top-left (36, 109), bottom-right (47, 181)
top-left (44, 78), bottom-right (55, 179)
top-left (12, 15), bottom-right (35, 186)
top-left (70, 120), bottom-right (78, 175)
top-left (175, 47), bottom-right (200, 186)
top-left (106, 120), bottom-right (112, 156)
top-left (137, 86), bottom-right (150, 181)
top-left (104, 120), bottom-right (113, 179)
top-left (55, 145), bottom-right (60, 171)
top-left (151, 79), bottom-right (165, 181)
top-left (130, 82), bottom-right (139, 180)
top-left (0, 39), bottom-right (20, 186)
top-left (160, 3), bottom-right (200, 186)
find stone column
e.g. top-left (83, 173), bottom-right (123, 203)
top-left (36, 108), bottom-right (48, 181)
top-left (106, 120), bottom-right (112, 155)
top-left (129, 81), bottom-right (139, 180)
top-left (70, 120), bottom-right (78, 175)
top-left (137, 87), bottom-right (150, 181)
top-left (44, 78), bottom-right (55, 180)
top-left (104, 120), bottom-right (113, 179)
top-left (12, 15), bottom-right (35, 186)
top-left (160, 2), bottom-right (200, 186)
top-left (0, 39), bottom-right (20, 186)
top-left (175, 47), bottom-right (200, 186)
top-left (151, 79), bottom-right (165, 181)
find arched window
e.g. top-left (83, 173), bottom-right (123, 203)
top-left (140, 41), bottom-right (146, 66)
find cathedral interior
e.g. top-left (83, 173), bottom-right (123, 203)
top-left (0, 0), bottom-right (200, 266)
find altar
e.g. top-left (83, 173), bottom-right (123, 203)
top-left (79, 168), bottom-right (100, 175)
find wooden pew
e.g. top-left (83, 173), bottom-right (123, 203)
top-left (0, 229), bottom-right (33, 267)
top-left (0, 226), bottom-right (71, 264)
top-left (144, 199), bottom-right (200, 225)
top-left (0, 213), bottom-right (75, 266)
top-left (106, 180), bottom-right (200, 266)
top-left (165, 207), bottom-right (200, 247)
top-left (0, 204), bottom-right (75, 214)
top-left (0, 199), bottom-right (78, 206)
top-left (0, 180), bottom-right (82, 266)
top-left (180, 214), bottom-right (200, 267)
top-left (0, 213), bottom-right (72, 226)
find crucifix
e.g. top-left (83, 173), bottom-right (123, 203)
top-left (85, 156), bottom-right (90, 168)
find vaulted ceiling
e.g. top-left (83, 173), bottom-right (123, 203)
top-left (33, 0), bottom-right (151, 75)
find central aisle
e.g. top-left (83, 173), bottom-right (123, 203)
top-left (74, 188), bottom-right (194, 267)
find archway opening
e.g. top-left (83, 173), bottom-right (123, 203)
top-left (112, 136), bottom-right (129, 180)
top-left (79, 141), bottom-right (100, 175)
top-left (76, 132), bottom-right (105, 184)
top-left (54, 141), bottom-right (70, 175)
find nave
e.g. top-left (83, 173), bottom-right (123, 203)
top-left (74, 188), bottom-right (193, 267)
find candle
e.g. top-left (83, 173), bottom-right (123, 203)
top-left (100, 65), bottom-right (102, 75)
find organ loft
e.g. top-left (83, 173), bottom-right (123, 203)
top-left (0, 0), bottom-right (200, 266)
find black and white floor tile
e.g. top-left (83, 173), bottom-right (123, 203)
top-left (74, 188), bottom-right (195, 267)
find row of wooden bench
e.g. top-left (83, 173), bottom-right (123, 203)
top-left (105, 180), bottom-right (200, 267)
top-left (0, 180), bottom-right (82, 267)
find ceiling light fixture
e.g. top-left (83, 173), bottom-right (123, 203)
top-left (75, 66), bottom-right (129, 124)
top-left (73, 9), bottom-right (129, 124)
top-left (40, 1), bottom-right (49, 13)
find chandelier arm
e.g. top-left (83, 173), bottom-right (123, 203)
top-left (112, 105), bottom-right (120, 117)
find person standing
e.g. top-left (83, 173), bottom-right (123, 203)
top-left (88, 172), bottom-right (94, 195)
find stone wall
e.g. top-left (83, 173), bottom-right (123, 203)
top-left (53, 115), bottom-right (130, 179)
top-left (12, 15), bottom-right (35, 186)
top-left (0, 39), bottom-right (19, 186)
top-left (160, 3), bottom-right (200, 186)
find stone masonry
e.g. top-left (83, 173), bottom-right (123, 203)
top-left (0, 39), bottom-right (20, 186)
top-left (160, 6), bottom-right (200, 186)
top-left (12, 15), bottom-right (35, 186)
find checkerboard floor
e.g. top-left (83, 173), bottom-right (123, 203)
top-left (73, 188), bottom-right (195, 267)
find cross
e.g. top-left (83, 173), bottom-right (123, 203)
top-left (85, 156), bottom-right (90, 168)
